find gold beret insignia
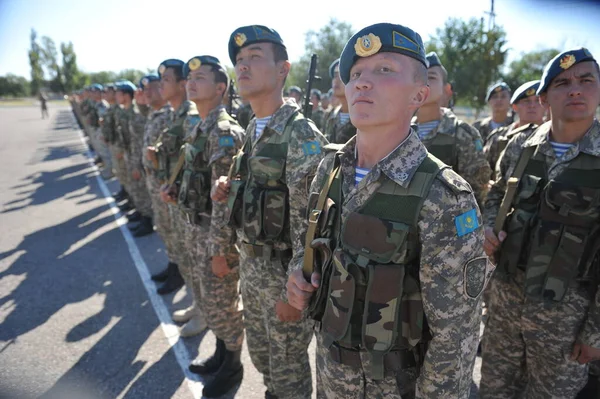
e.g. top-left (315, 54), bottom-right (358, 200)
top-left (158, 64), bottom-right (166, 75)
top-left (354, 33), bottom-right (382, 58)
top-left (189, 58), bottom-right (202, 71)
top-left (559, 54), bottom-right (576, 70)
top-left (234, 33), bottom-right (247, 47)
top-left (141, 78), bottom-right (149, 86)
top-left (494, 86), bottom-right (503, 93)
top-left (525, 88), bottom-right (536, 96)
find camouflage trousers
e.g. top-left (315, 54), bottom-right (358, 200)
top-left (168, 206), bottom-right (200, 302)
top-left (239, 247), bottom-right (313, 399)
top-left (316, 335), bottom-right (417, 399)
top-left (124, 155), bottom-right (152, 217)
top-left (109, 144), bottom-right (130, 192)
top-left (480, 269), bottom-right (589, 398)
top-left (189, 218), bottom-right (243, 351)
top-left (89, 127), bottom-right (112, 174)
top-left (146, 174), bottom-right (174, 258)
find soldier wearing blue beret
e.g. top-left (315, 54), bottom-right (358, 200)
top-left (287, 22), bottom-right (488, 399)
top-left (474, 82), bottom-right (514, 141)
top-left (309, 88), bottom-right (325, 130)
top-left (481, 47), bottom-right (600, 399)
top-left (287, 85), bottom-right (303, 105)
top-left (323, 57), bottom-right (356, 144)
top-left (213, 23), bottom-right (328, 399)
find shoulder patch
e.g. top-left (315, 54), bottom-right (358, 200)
top-left (219, 136), bottom-right (235, 148)
top-left (474, 138), bottom-right (483, 152)
top-left (455, 208), bottom-right (480, 237)
top-left (302, 140), bottom-right (321, 156)
top-left (437, 168), bottom-right (473, 195)
top-left (187, 115), bottom-right (201, 126)
top-left (291, 117), bottom-right (319, 140)
top-left (463, 256), bottom-right (492, 299)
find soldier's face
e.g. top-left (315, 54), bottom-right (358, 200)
top-left (116, 91), bottom-right (125, 105)
top-left (345, 53), bottom-right (429, 130)
top-left (160, 68), bottom-right (181, 101)
top-left (489, 90), bottom-right (510, 113)
top-left (135, 90), bottom-right (147, 105)
top-left (542, 62), bottom-right (600, 123)
top-left (186, 65), bottom-right (219, 102)
top-left (513, 95), bottom-right (545, 124)
top-left (311, 94), bottom-right (319, 105)
top-left (424, 66), bottom-right (444, 106)
top-left (104, 90), bottom-right (115, 102)
top-left (331, 66), bottom-right (345, 98)
top-left (234, 43), bottom-right (286, 99)
top-left (145, 82), bottom-right (161, 105)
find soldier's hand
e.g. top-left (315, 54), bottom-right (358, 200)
top-left (286, 269), bottom-right (319, 311)
top-left (212, 256), bottom-right (231, 278)
top-left (571, 342), bottom-right (600, 364)
top-left (211, 176), bottom-right (231, 202)
top-left (146, 147), bottom-right (156, 161)
top-left (484, 226), bottom-right (506, 257)
top-left (160, 184), bottom-right (177, 204)
top-left (275, 300), bottom-right (302, 322)
top-left (132, 169), bottom-right (141, 180)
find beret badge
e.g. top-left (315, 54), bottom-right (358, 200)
top-left (234, 33), bottom-right (247, 47)
top-left (525, 88), bottom-right (536, 96)
top-left (354, 33), bottom-right (382, 58)
top-left (559, 54), bottom-right (576, 70)
top-left (158, 64), bottom-right (166, 75)
top-left (142, 78), bottom-right (149, 86)
top-left (189, 58), bottom-right (202, 71)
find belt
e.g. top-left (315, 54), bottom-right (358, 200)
top-left (328, 343), bottom-right (417, 371)
top-left (241, 242), bottom-right (292, 261)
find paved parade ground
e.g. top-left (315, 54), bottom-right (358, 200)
top-left (0, 105), bottom-right (481, 399)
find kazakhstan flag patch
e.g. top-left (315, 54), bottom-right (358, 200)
top-left (302, 141), bottom-right (321, 155)
top-left (219, 136), bottom-right (234, 147)
top-left (455, 208), bottom-right (479, 237)
top-left (474, 139), bottom-right (483, 152)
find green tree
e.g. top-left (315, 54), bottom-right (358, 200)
top-left (0, 74), bottom-right (30, 97)
top-left (502, 48), bottom-right (560, 92)
top-left (115, 69), bottom-right (146, 85)
top-left (287, 18), bottom-right (354, 94)
top-left (28, 29), bottom-right (45, 96)
top-left (41, 36), bottom-right (64, 92)
top-left (426, 17), bottom-right (508, 111)
top-left (61, 42), bottom-right (82, 92)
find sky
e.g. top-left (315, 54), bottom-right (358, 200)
top-left (0, 0), bottom-right (599, 79)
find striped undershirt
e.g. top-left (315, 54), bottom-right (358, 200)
top-left (417, 121), bottom-right (440, 139)
top-left (490, 121), bottom-right (503, 130)
top-left (339, 112), bottom-right (350, 125)
top-left (254, 116), bottom-right (272, 140)
top-left (355, 167), bottom-right (370, 186)
top-left (549, 141), bottom-right (575, 158)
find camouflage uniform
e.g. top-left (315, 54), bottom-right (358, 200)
top-left (293, 131), bottom-right (489, 398)
top-left (126, 104), bottom-right (152, 218)
top-left (104, 103), bottom-right (129, 187)
top-left (143, 105), bottom-right (175, 256)
top-left (417, 108), bottom-right (492, 206)
top-left (92, 99), bottom-right (113, 173)
top-left (483, 123), bottom-right (537, 179)
top-left (113, 105), bottom-right (132, 193)
top-left (480, 120), bottom-right (600, 398)
top-left (232, 99), bottom-right (327, 398)
top-left (311, 105), bottom-right (325, 131)
top-left (236, 102), bottom-right (253, 130)
top-left (178, 105), bottom-right (245, 351)
top-left (473, 114), bottom-right (514, 142)
top-left (323, 105), bottom-right (356, 144)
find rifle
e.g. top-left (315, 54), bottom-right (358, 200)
top-left (303, 54), bottom-right (320, 119)
top-left (228, 82), bottom-right (238, 119)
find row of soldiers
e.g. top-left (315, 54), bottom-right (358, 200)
top-left (68, 21), bottom-right (600, 399)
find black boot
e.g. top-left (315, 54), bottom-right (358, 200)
top-left (118, 201), bottom-right (133, 212)
top-left (189, 339), bottom-right (225, 375)
top-left (265, 391), bottom-right (279, 399)
top-left (202, 347), bottom-right (243, 398)
top-left (127, 211), bottom-right (142, 223)
top-left (157, 263), bottom-right (184, 295)
top-left (113, 187), bottom-right (127, 201)
top-left (133, 216), bottom-right (154, 237)
top-left (151, 262), bottom-right (174, 282)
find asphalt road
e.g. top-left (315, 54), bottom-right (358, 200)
top-left (0, 105), bottom-right (481, 399)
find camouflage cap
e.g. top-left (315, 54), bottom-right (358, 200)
top-left (157, 59), bottom-right (185, 80)
top-left (426, 51), bottom-right (443, 68)
top-left (139, 74), bottom-right (160, 90)
top-left (339, 23), bottom-right (427, 84)
top-left (510, 80), bottom-right (540, 104)
top-left (537, 48), bottom-right (596, 94)
top-left (228, 25), bottom-right (286, 64)
top-left (485, 82), bottom-right (511, 102)
top-left (329, 58), bottom-right (340, 79)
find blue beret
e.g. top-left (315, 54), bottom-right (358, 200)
top-left (228, 25), bottom-right (286, 64)
top-left (426, 52), bottom-right (443, 69)
top-left (116, 80), bottom-right (137, 93)
top-left (139, 74), bottom-right (160, 90)
top-left (510, 80), bottom-right (540, 104)
top-left (339, 23), bottom-right (427, 85)
top-left (158, 59), bottom-right (185, 79)
top-left (311, 88), bottom-right (322, 98)
top-left (103, 83), bottom-right (116, 91)
top-left (89, 83), bottom-right (103, 92)
top-left (182, 55), bottom-right (228, 83)
top-left (485, 82), bottom-right (511, 102)
top-left (288, 86), bottom-right (302, 94)
top-left (329, 58), bottom-right (340, 79)
top-left (537, 48), bottom-right (596, 94)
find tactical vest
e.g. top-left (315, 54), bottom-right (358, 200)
top-left (157, 114), bottom-right (186, 182)
top-left (227, 111), bottom-right (303, 248)
top-left (177, 113), bottom-right (236, 224)
top-left (327, 107), bottom-right (356, 144)
top-left (424, 119), bottom-right (460, 170)
top-left (313, 153), bottom-right (447, 380)
top-left (497, 146), bottom-right (600, 302)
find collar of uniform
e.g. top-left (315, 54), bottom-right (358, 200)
top-left (263, 98), bottom-right (300, 135)
top-left (523, 119), bottom-right (600, 158)
top-left (175, 100), bottom-right (193, 118)
top-left (199, 104), bottom-right (226, 133)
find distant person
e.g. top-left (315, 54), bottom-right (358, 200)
top-left (39, 92), bottom-right (49, 119)
top-left (473, 82), bottom-right (514, 141)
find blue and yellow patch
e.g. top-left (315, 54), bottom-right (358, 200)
top-left (219, 136), bottom-right (235, 147)
top-left (455, 208), bottom-right (479, 237)
top-left (302, 141), bottom-right (321, 156)
top-left (187, 115), bottom-right (201, 126)
top-left (474, 139), bottom-right (483, 152)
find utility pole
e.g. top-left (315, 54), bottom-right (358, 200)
top-left (485, 0), bottom-right (496, 30)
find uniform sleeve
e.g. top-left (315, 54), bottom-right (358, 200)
top-left (579, 286), bottom-right (600, 348)
top-left (455, 124), bottom-right (491, 206)
top-left (417, 173), bottom-right (488, 398)
top-left (209, 125), bottom-right (244, 259)
top-left (130, 113), bottom-right (148, 170)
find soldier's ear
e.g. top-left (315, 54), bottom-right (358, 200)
top-left (278, 60), bottom-right (291, 80)
top-left (539, 93), bottom-right (548, 108)
top-left (511, 104), bottom-right (518, 113)
top-left (411, 84), bottom-right (430, 109)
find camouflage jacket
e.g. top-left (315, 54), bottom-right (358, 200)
top-left (96, 100), bottom-right (109, 120)
top-left (311, 106), bottom-right (325, 131)
top-left (290, 130), bottom-right (488, 397)
top-left (239, 99), bottom-right (328, 253)
top-left (142, 104), bottom-right (172, 171)
top-left (484, 122), bottom-right (537, 178)
top-left (127, 104), bottom-right (149, 170)
top-left (100, 103), bottom-right (119, 143)
top-left (236, 102), bottom-right (253, 130)
top-left (473, 114), bottom-right (514, 142)
top-left (484, 119), bottom-right (600, 348)
top-left (113, 104), bottom-right (129, 151)
top-left (183, 105), bottom-right (245, 259)
top-left (324, 105), bottom-right (356, 144)
top-left (417, 108), bottom-right (491, 206)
